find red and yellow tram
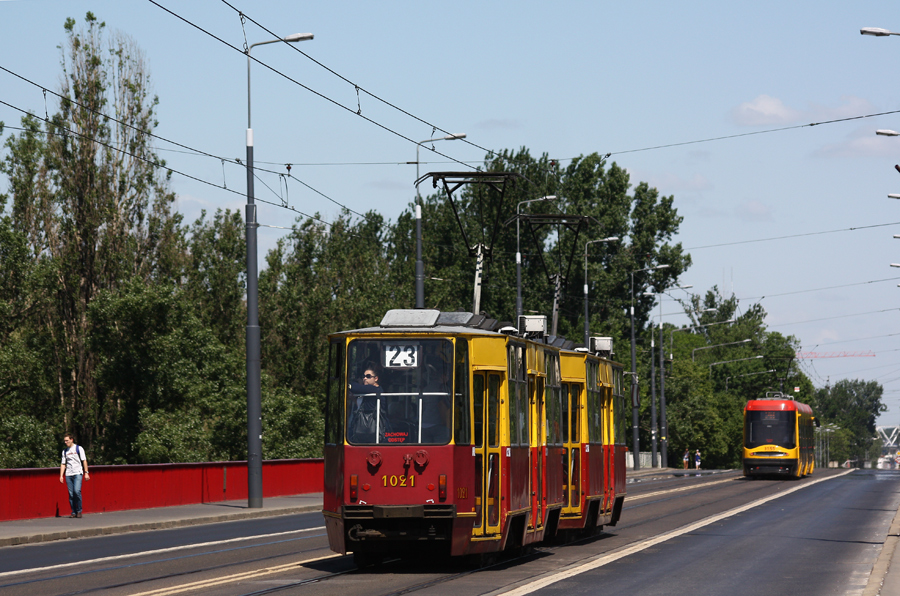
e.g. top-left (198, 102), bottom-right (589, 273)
top-left (322, 309), bottom-right (627, 562)
top-left (743, 392), bottom-right (817, 478)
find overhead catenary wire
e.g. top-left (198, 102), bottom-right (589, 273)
top-left (216, 0), bottom-right (497, 162)
top-left (0, 64), bottom-right (371, 222)
top-left (0, 105), bottom-right (342, 233)
top-left (146, 0), bottom-right (479, 173)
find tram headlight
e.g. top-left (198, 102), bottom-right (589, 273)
top-left (439, 474), bottom-right (447, 501)
top-left (350, 474), bottom-right (359, 501)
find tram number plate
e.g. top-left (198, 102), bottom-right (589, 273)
top-left (384, 345), bottom-right (418, 368)
top-left (382, 474), bottom-right (416, 487)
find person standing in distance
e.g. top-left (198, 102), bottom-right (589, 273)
top-left (59, 433), bottom-right (89, 518)
top-left (694, 449), bottom-right (701, 470)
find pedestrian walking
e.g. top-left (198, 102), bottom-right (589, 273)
top-left (694, 449), bottom-right (701, 470)
top-left (683, 449), bottom-right (689, 469)
top-left (59, 433), bottom-right (89, 518)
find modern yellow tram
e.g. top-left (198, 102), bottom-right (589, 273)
top-left (743, 392), bottom-right (817, 478)
top-left (322, 309), bottom-right (627, 562)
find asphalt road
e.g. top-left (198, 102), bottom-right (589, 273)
top-left (1, 468), bottom-right (896, 596)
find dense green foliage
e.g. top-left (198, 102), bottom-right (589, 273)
top-left (0, 14), bottom-right (885, 470)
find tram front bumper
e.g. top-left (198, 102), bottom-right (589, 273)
top-left (743, 458), bottom-right (798, 475)
top-left (342, 504), bottom-right (457, 543)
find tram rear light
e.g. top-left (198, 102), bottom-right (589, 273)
top-left (350, 474), bottom-right (358, 501)
top-left (438, 474), bottom-right (447, 501)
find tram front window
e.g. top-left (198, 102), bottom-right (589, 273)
top-left (745, 411), bottom-right (796, 449)
top-left (346, 338), bottom-right (454, 445)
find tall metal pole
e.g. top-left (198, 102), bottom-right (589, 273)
top-left (628, 264), bottom-right (669, 470)
top-left (583, 237), bottom-right (619, 347)
top-left (516, 214), bottom-right (523, 320)
top-left (629, 283), bottom-right (639, 470)
top-left (649, 326), bottom-right (657, 468)
top-left (414, 134), bottom-right (465, 309)
top-left (245, 33), bottom-right (312, 508)
top-left (516, 196), bottom-right (558, 321)
top-left (659, 322), bottom-right (668, 468)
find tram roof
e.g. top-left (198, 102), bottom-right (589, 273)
top-left (745, 399), bottom-right (813, 415)
top-left (330, 309), bottom-right (583, 350)
top-left (331, 309), bottom-right (516, 338)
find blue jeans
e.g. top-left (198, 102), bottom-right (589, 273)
top-left (65, 474), bottom-right (83, 514)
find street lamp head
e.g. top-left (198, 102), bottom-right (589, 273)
top-left (284, 33), bottom-right (314, 42)
top-left (889, 194), bottom-right (900, 200)
top-left (654, 264), bottom-right (670, 271)
top-left (892, 263), bottom-right (900, 268)
top-left (603, 236), bottom-right (620, 242)
top-left (443, 133), bottom-right (466, 140)
top-left (861, 27), bottom-right (894, 36)
top-left (877, 129), bottom-right (900, 136)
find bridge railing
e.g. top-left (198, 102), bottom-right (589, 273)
top-left (0, 459), bottom-right (323, 522)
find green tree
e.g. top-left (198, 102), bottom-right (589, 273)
top-left (0, 13), bottom-right (183, 459)
top-left (394, 148), bottom-right (691, 346)
top-left (88, 279), bottom-right (245, 463)
top-left (260, 210), bottom-right (399, 407)
top-left (813, 379), bottom-right (885, 463)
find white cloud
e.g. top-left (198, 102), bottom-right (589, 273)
top-left (735, 199), bottom-right (774, 222)
top-left (732, 95), bottom-right (878, 128)
top-left (732, 95), bottom-right (800, 126)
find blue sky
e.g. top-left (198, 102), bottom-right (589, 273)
top-left (3, 1), bottom-right (900, 426)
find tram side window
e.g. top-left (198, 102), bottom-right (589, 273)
top-left (455, 339), bottom-right (471, 445)
top-left (508, 345), bottom-right (519, 446)
top-left (545, 353), bottom-right (563, 446)
top-left (325, 339), bottom-right (345, 445)
top-left (613, 367), bottom-right (626, 444)
top-left (510, 345), bottom-right (527, 447)
top-left (488, 374), bottom-right (501, 447)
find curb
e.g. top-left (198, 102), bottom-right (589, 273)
top-left (0, 504), bottom-right (322, 547)
top-left (864, 498), bottom-right (900, 596)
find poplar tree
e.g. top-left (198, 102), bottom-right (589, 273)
top-left (0, 13), bottom-right (182, 457)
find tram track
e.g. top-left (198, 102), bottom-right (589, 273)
top-left (0, 534), bottom-right (337, 596)
top-left (6, 473), bottom-right (835, 596)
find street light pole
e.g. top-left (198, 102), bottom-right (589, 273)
top-left (645, 284), bottom-right (691, 468)
top-left (245, 32), bottom-right (313, 509)
top-left (414, 134), bottom-right (466, 308)
top-left (629, 264), bottom-right (669, 470)
top-left (516, 196), bottom-right (558, 320)
top-left (583, 237), bottom-right (619, 346)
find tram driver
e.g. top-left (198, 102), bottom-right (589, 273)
top-left (348, 364), bottom-right (388, 443)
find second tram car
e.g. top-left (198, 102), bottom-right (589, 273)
top-left (743, 392), bottom-right (817, 478)
top-left (322, 309), bottom-right (627, 563)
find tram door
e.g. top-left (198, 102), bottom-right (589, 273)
top-left (529, 375), bottom-right (545, 530)
top-left (472, 372), bottom-right (502, 537)
top-left (562, 383), bottom-right (581, 511)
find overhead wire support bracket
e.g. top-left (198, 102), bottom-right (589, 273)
top-left (414, 171), bottom-right (529, 313)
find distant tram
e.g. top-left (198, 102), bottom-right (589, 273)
top-left (743, 392), bottom-right (817, 478)
top-left (322, 309), bottom-right (627, 563)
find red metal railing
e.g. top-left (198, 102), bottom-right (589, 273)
top-left (0, 459), bottom-right (323, 521)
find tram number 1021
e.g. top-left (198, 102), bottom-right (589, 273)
top-left (382, 474), bottom-right (416, 488)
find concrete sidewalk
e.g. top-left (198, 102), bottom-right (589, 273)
top-left (0, 493), bottom-right (323, 547)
